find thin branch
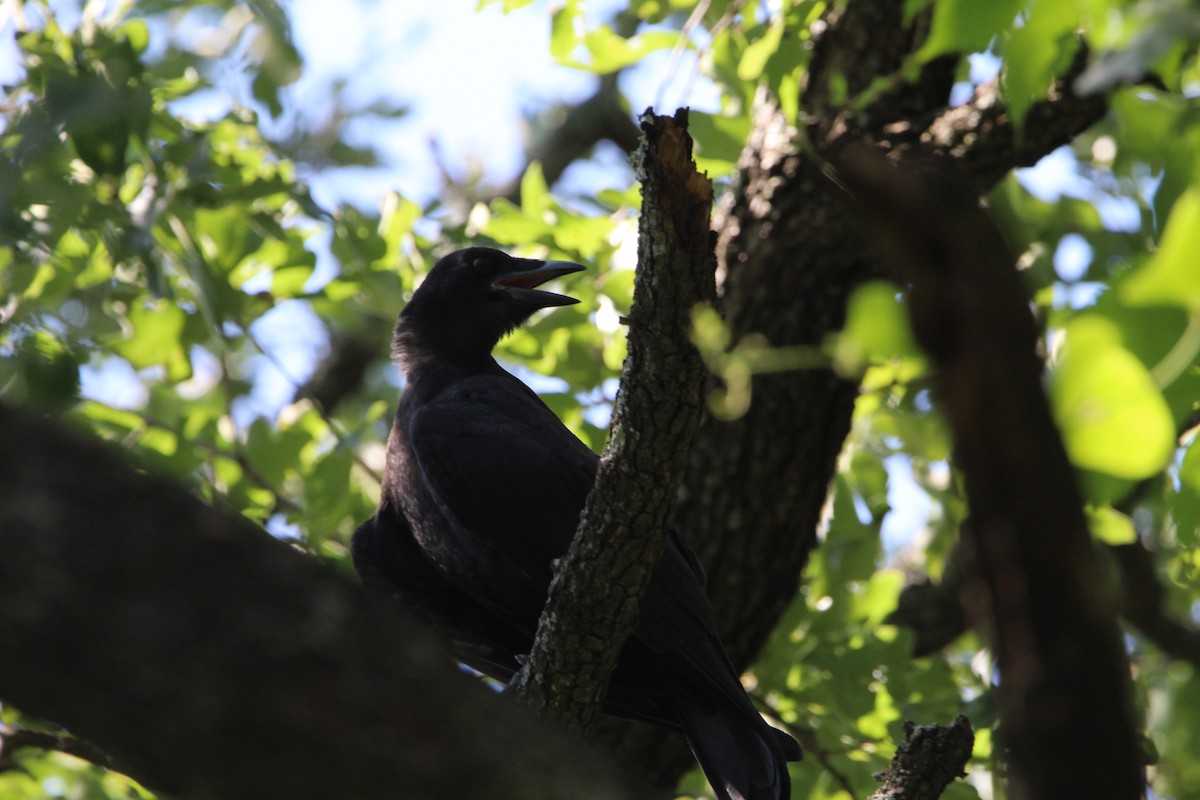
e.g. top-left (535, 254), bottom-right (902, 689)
top-left (1109, 410), bottom-right (1200, 669)
top-left (867, 717), bottom-right (975, 800)
top-left (0, 726), bottom-right (122, 775)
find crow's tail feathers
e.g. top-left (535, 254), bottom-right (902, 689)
top-left (674, 689), bottom-right (800, 800)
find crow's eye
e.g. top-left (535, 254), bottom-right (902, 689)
top-left (471, 257), bottom-right (507, 286)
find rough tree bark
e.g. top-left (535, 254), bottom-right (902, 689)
top-left (605, 1), bottom-right (1108, 786)
top-left (511, 109), bottom-right (715, 731)
top-left (867, 716), bottom-right (975, 800)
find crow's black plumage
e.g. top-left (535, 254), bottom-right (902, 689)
top-left (352, 247), bottom-right (800, 800)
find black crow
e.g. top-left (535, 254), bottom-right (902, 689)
top-left (353, 247), bottom-right (800, 800)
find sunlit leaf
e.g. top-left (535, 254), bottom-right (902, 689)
top-left (1086, 505), bottom-right (1138, 545)
top-left (550, 0), bottom-right (581, 59)
top-left (738, 18), bottom-right (784, 82)
top-left (1181, 436), bottom-right (1200, 494)
top-left (831, 281), bottom-right (923, 376)
top-left (486, 198), bottom-right (552, 243)
top-left (477, 0), bottom-right (538, 10)
top-left (1050, 316), bottom-right (1176, 479)
top-left (1003, 1), bottom-right (1080, 130)
top-left (520, 161), bottom-right (551, 216)
top-left (118, 19), bottom-right (151, 56)
top-left (1121, 187), bottom-right (1200, 310)
top-left (562, 27), bottom-right (679, 73)
top-left (918, 0), bottom-right (1021, 61)
top-left (109, 299), bottom-right (196, 382)
top-left (689, 111), bottom-right (752, 178)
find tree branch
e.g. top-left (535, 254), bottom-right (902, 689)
top-left (835, 145), bottom-right (1142, 800)
top-left (0, 726), bottom-right (126, 778)
top-left (1112, 541), bottom-right (1200, 667)
top-left (0, 402), bottom-right (646, 800)
top-left (892, 420), bottom-right (1200, 667)
top-left (920, 43), bottom-right (1108, 187)
top-left (867, 716), bottom-right (974, 800)
top-left (622, 1), bottom-right (1109, 785)
top-left (511, 110), bottom-right (715, 733)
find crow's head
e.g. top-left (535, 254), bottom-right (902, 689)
top-left (393, 247), bottom-right (586, 368)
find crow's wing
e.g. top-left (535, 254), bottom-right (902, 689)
top-left (405, 371), bottom-right (596, 627)
top-left (351, 503), bottom-right (528, 681)
top-left (406, 370), bottom-right (797, 795)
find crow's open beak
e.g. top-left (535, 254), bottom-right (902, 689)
top-left (493, 260), bottom-right (586, 307)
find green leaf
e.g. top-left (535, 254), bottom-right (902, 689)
top-left (520, 161), bottom-right (551, 216)
top-left (1050, 316), bottom-right (1176, 479)
top-left (1181, 435), bottom-right (1200, 494)
top-left (1086, 505), bottom-right (1138, 545)
top-left (850, 569), bottom-right (904, 627)
top-left (1120, 187), bottom-right (1200, 310)
top-left (563, 27), bottom-right (679, 73)
top-left (552, 214), bottom-right (615, 257)
top-left (689, 111), bottom-right (752, 178)
top-left (831, 281), bottom-right (923, 375)
top-left (549, 0), bottom-right (581, 60)
top-left (110, 299), bottom-right (195, 382)
top-left (476, 0), bottom-right (538, 10)
top-left (918, 0), bottom-right (1021, 61)
top-left (485, 198), bottom-right (552, 244)
top-left (738, 18), bottom-right (784, 82)
top-left (1003, 1), bottom-right (1080, 130)
top-left (118, 19), bottom-right (150, 56)
top-left (16, 331), bottom-right (80, 409)
top-left (1083, 292), bottom-right (1200, 423)
top-left (271, 265), bottom-right (315, 296)
top-left (1111, 89), bottom-right (1198, 223)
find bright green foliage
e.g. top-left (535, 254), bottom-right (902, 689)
top-left (1121, 187), bottom-right (1200, 310)
top-left (829, 281), bottom-right (925, 378)
top-left (4, 1), bottom-right (1200, 799)
top-left (551, 0), bottom-right (681, 73)
top-left (1087, 505), bottom-right (1138, 545)
top-left (1002, 0), bottom-right (1083, 129)
top-left (916, 0), bottom-right (1024, 62)
top-left (1049, 314), bottom-right (1176, 480)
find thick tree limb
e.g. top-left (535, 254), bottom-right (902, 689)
top-left (620, 0), bottom-right (1110, 786)
top-left (683, 0), bottom-right (1110, 674)
top-left (835, 146), bottom-right (1142, 800)
top-left (511, 110), bottom-right (715, 733)
top-left (0, 402), bottom-right (645, 800)
top-left (682, 0), bottom-right (953, 674)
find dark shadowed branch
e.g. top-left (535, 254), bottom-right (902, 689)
top-left (920, 44), bottom-right (1108, 187)
top-left (891, 416), bottom-right (1200, 667)
top-left (615, 1), bottom-right (1120, 787)
top-left (0, 402), bottom-right (646, 800)
top-left (835, 146), bottom-right (1142, 800)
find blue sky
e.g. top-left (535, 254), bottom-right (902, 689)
top-left (279, 0), bottom-right (721, 208)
